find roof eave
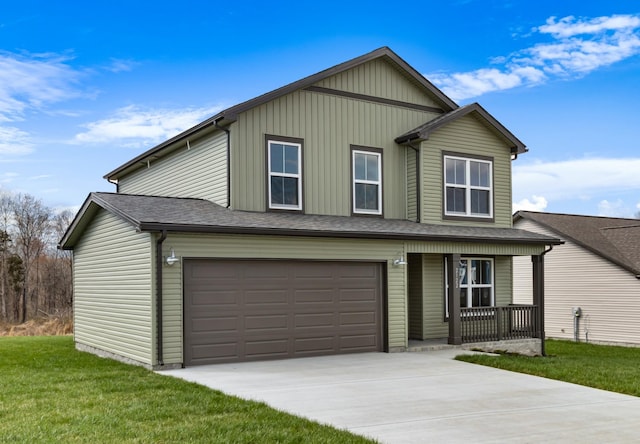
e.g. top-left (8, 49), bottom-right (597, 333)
top-left (137, 221), bottom-right (561, 245)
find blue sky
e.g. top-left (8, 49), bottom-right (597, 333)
top-left (2, 0), bottom-right (639, 217)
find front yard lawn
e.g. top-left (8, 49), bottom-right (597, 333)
top-left (0, 336), bottom-right (374, 443)
top-left (456, 339), bottom-right (640, 397)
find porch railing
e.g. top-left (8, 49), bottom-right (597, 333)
top-left (460, 305), bottom-right (539, 343)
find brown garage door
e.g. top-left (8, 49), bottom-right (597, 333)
top-left (184, 259), bottom-right (384, 365)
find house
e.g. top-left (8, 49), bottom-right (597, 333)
top-left (59, 47), bottom-right (561, 369)
top-left (513, 211), bottom-right (640, 346)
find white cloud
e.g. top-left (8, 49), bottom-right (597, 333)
top-left (73, 105), bottom-right (224, 147)
top-left (513, 195), bottom-right (548, 212)
top-left (514, 157), bottom-right (640, 199)
top-left (105, 58), bottom-right (138, 73)
top-left (513, 157), bottom-right (640, 216)
top-left (0, 126), bottom-right (33, 155)
top-left (538, 15), bottom-right (640, 38)
top-left (0, 172), bottom-right (19, 184)
top-left (597, 199), bottom-right (633, 217)
top-left (429, 14), bottom-right (640, 100)
top-left (0, 51), bottom-right (83, 122)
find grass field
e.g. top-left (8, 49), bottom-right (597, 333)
top-left (456, 339), bottom-right (640, 397)
top-left (0, 336), bottom-right (374, 443)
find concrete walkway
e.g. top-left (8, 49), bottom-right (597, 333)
top-left (161, 350), bottom-right (640, 443)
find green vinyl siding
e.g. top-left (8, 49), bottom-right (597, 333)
top-left (313, 58), bottom-right (444, 108)
top-left (159, 233), bottom-right (408, 364)
top-left (73, 210), bottom-right (154, 365)
top-left (422, 255), bottom-right (448, 339)
top-left (118, 130), bottom-right (228, 206)
top-left (420, 114), bottom-right (513, 227)
top-left (230, 68), bottom-right (441, 217)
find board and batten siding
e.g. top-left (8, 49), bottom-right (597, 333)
top-left (312, 58), bottom-right (444, 108)
top-left (420, 115), bottom-right (513, 227)
top-left (73, 210), bottom-right (154, 365)
top-left (118, 130), bottom-right (228, 206)
top-left (230, 70), bottom-right (440, 218)
top-left (514, 218), bottom-right (640, 345)
top-left (159, 233), bottom-right (408, 364)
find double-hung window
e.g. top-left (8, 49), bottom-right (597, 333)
top-left (444, 155), bottom-right (492, 218)
top-left (268, 139), bottom-right (302, 210)
top-left (444, 257), bottom-right (495, 317)
top-left (352, 148), bottom-right (382, 215)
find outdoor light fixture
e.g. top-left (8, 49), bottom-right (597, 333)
top-left (393, 255), bottom-right (407, 266)
top-left (165, 248), bottom-right (179, 266)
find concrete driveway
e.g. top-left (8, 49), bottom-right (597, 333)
top-left (161, 350), bottom-right (640, 443)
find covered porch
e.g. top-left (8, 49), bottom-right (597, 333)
top-left (406, 250), bottom-right (551, 356)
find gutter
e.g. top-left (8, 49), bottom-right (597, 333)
top-left (214, 120), bottom-right (231, 208)
top-left (155, 230), bottom-right (167, 367)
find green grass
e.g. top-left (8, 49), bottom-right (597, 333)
top-left (456, 339), bottom-right (640, 397)
top-left (0, 336), bottom-right (375, 443)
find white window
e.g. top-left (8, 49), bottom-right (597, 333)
top-left (353, 150), bottom-right (382, 215)
top-left (444, 155), bottom-right (492, 218)
top-left (445, 257), bottom-right (495, 316)
top-left (268, 140), bottom-right (302, 210)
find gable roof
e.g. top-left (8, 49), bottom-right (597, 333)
top-left (514, 211), bottom-right (640, 276)
top-left (395, 102), bottom-right (527, 155)
top-left (60, 192), bottom-right (561, 250)
top-left (104, 47), bottom-right (458, 182)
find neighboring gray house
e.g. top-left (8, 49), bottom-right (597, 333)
top-left (513, 211), bottom-right (640, 345)
top-left (60, 47), bottom-right (560, 369)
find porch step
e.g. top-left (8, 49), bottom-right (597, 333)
top-left (407, 339), bottom-right (460, 352)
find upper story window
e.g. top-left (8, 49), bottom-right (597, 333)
top-left (352, 148), bottom-right (382, 215)
top-left (444, 154), bottom-right (493, 218)
top-left (268, 138), bottom-right (302, 210)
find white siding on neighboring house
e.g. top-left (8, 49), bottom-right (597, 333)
top-left (73, 210), bottom-right (154, 365)
top-left (118, 130), bottom-right (228, 206)
top-left (514, 218), bottom-right (640, 345)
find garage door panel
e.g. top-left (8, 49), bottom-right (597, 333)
top-left (244, 289), bottom-right (288, 305)
top-left (244, 314), bottom-right (288, 331)
top-left (192, 316), bottom-right (239, 333)
top-left (294, 289), bottom-right (334, 303)
top-left (294, 312), bottom-right (334, 327)
top-left (340, 334), bottom-right (378, 350)
top-left (184, 260), bottom-right (383, 365)
top-left (340, 311), bottom-right (376, 326)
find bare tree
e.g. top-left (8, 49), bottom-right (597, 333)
top-left (12, 194), bottom-right (50, 322)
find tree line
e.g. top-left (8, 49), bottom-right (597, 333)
top-left (0, 192), bottom-right (73, 323)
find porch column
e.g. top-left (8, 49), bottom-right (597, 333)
top-left (532, 254), bottom-right (546, 356)
top-left (447, 254), bottom-right (462, 345)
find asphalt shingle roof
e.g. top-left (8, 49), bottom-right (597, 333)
top-left (60, 192), bottom-right (561, 249)
top-left (515, 211), bottom-right (640, 276)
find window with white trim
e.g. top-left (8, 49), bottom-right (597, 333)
top-left (444, 155), bottom-right (492, 218)
top-left (268, 140), bottom-right (302, 210)
top-left (444, 257), bottom-right (495, 317)
top-left (353, 149), bottom-right (382, 215)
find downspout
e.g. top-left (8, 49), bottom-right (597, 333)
top-left (155, 230), bottom-right (167, 367)
top-left (406, 142), bottom-right (420, 223)
top-left (214, 120), bottom-right (231, 208)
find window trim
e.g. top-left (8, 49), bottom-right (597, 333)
top-left (351, 146), bottom-right (383, 216)
top-left (444, 256), bottom-right (495, 319)
top-left (442, 153), bottom-right (494, 221)
top-left (266, 135), bottom-right (303, 212)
